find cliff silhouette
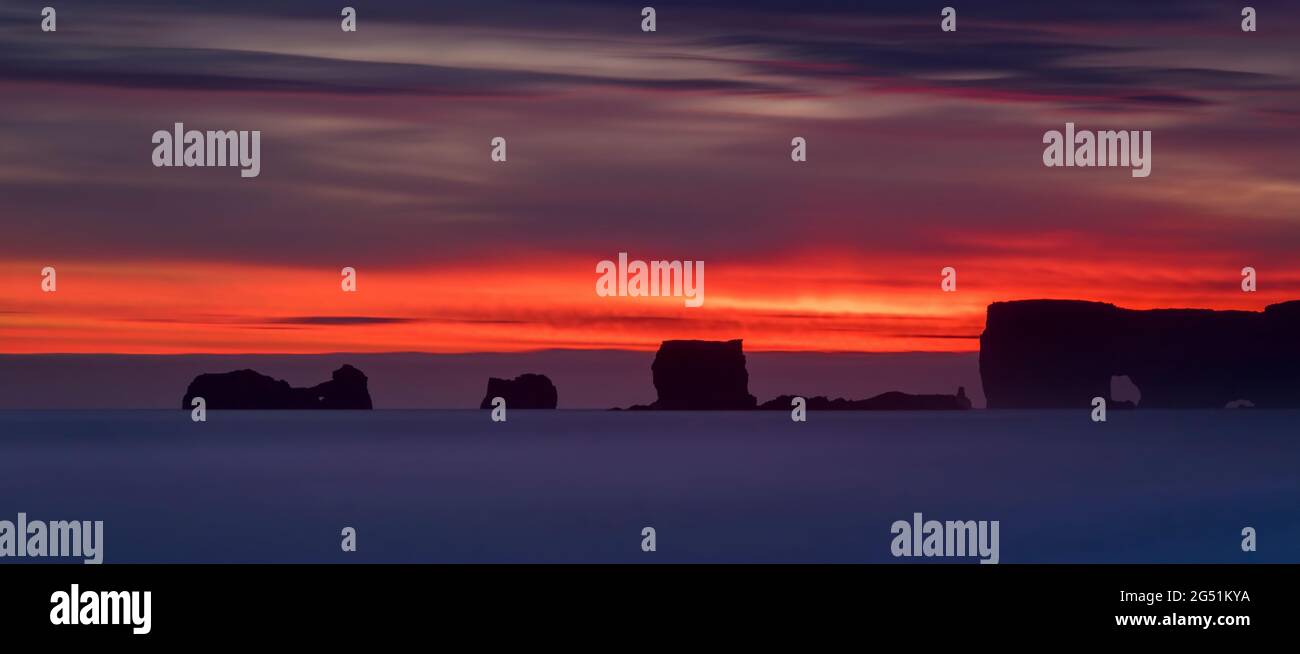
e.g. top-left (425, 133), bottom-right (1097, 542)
top-left (980, 299), bottom-right (1300, 408)
top-left (181, 365), bottom-right (372, 410)
top-left (480, 374), bottom-right (558, 409)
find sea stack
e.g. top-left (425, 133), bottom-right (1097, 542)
top-left (479, 374), bottom-right (558, 409)
top-left (648, 339), bottom-right (757, 410)
top-left (181, 364), bottom-right (373, 410)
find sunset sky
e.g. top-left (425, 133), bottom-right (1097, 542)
top-left (3, 0), bottom-right (1299, 354)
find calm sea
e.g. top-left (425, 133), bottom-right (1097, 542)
top-left (0, 410), bottom-right (1294, 563)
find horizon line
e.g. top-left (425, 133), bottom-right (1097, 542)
top-left (0, 348), bottom-right (983, 357)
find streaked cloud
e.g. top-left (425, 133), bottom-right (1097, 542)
top-left (1, 0), bottom-right (1297, 353)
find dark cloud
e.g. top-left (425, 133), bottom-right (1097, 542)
top-left (707, 34), bottom-right (1124, 74)
top-left (1, 0), bottom-right (1296, 270)
top-left (0, 42), bottom-right (782, 96)
top-left (4, 1), bottom-right (1291, 107)
top-left (266, 316), bottom-right (417, 326)
top-left (1118, 94), bottom-right (1214, 107)
top-left (193, 0), bottom-right (1288, 26)
top-left (699, 34), bottom-right (1290, 110)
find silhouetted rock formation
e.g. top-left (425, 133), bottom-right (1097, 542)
top-left (980, 299), bottom-right (1300, 408)
top-left (647, 339), bottom-right (757, 409)
top-left (759, 387), bottom-right (971, 411)
top-left (181, 365), bottom-right (373, 410)
top-left (479, 374), bottom-right (558, 409)
top-left (623, 340), bottom-right (970, 411)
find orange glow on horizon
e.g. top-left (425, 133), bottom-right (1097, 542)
top-left (3, 253), bottom-right (1296, 355)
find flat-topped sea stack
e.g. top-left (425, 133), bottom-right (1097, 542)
top-left (181, 364), bottom-right (373, 410)
top-left (980, 299), bottom-right (1300, 408)
top-left (646, 339), bottom-right (758, 410)
top-left (480, 374), bottom-right (558, 409)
